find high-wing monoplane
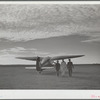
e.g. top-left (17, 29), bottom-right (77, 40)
top-left (16, 55), bottom-right (84, 72)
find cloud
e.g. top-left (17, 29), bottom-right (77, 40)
top-left (0, 47), bottom-right (37, 52)
top-left (0, 47), bottom-right (49, 57)
top-left (0, 4), bottom-right (100, 42)
top-left (0, 47), bottom-right (27, 54)
top-left (0, 53), bottom-right (16, 58)
top-left (82, 38), bottom-right (100, 42)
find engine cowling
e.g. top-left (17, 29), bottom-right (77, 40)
top-left (41, 57), bottom-right (50, 66)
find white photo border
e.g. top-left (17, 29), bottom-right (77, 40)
top-left (0, 1), bottom-right (100, 99)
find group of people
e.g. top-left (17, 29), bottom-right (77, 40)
top-left (55, 59), bottom-right (74, 77)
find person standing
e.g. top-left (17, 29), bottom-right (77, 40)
top-left (55, 60), bottom-right (60, 76)
top-left (67, 59), bottom-right (74, 77)
top-left (60, 59), bottom-right (67, 76)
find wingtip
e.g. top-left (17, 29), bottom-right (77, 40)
top-left (16, 57), bottom-right (18, 58)
top-left (16, 57), bottom-right (22, 59)
top-left (82, 55), bottom-right (85, 56)
top-left (80, 55), bottom-right (85, 57)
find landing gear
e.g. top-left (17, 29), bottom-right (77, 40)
top-left (39, 71), bottom-right (42, 74)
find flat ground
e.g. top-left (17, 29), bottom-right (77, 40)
top-left (0, 64), bottom-right (100, 89)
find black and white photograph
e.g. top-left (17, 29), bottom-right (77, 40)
top-left (0, 99), bottom-right (99, 100)
top-left (0, 99), bottom-right (100, 100)
top-left (0, 2), bottom-right (100, 89)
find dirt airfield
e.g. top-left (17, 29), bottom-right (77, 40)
top-left (0, 64), bottom-right (100, 89)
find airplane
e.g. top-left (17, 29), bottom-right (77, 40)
top-left (16, 55), bottom-right (84, 73)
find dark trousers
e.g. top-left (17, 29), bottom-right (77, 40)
top-left (57, 71), bottom-right (60, 76)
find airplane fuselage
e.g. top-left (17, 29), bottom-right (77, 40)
top-left (36, 57), bottom-right (54, 71)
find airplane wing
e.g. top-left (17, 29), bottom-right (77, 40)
top-left (51, 55), bottom-right (84, 60)
top-left (16, 57), bottom-right (43, 61)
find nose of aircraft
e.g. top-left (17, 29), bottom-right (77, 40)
top-left (41, 57), bottom-right (50, 66)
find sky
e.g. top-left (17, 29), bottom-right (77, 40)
top-left (0, 4), bottom-right (100, 64)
